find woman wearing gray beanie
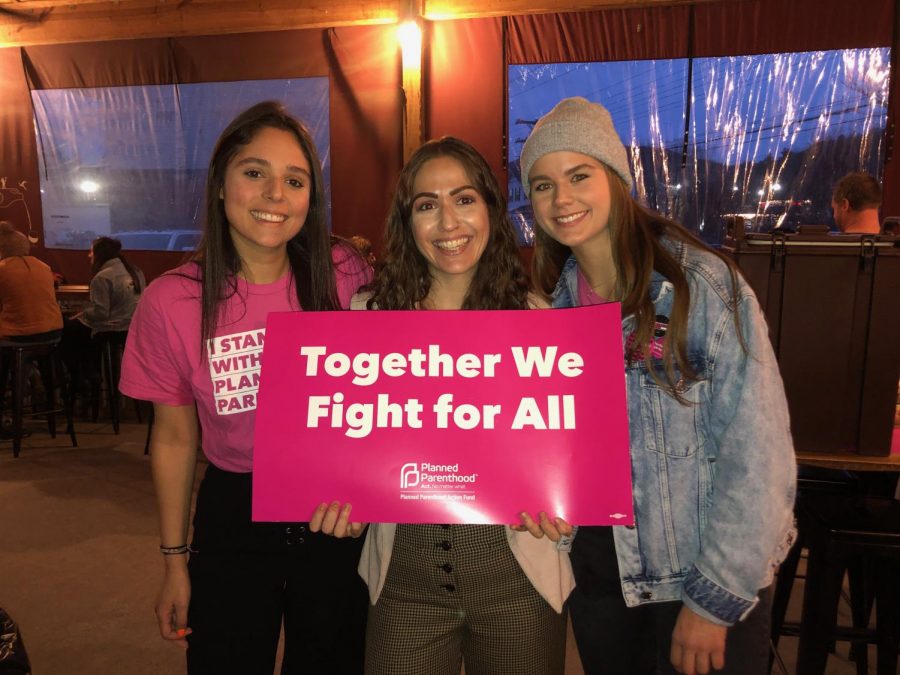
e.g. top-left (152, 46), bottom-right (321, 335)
top-left (518, 97), bottom-right (796, 675)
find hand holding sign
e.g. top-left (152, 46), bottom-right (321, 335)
top-left (514, 512), bottom-right (574, 543)
top-left (309, 501), bottom-right (366, 539)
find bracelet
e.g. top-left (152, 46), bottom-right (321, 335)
top-left (159, 544), bottom-right (190, 555)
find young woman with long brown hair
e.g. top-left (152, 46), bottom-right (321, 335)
top-left (519, 97), bottom-right (797, 675)
top-left (120, 101), bottom-right (371, 674)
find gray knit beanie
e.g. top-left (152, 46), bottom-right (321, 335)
top-left (519, 97), bottom-right (633, 194)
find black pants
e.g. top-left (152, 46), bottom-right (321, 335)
top-left (570, 585), bottom-right (773, 675)
top-left (186, 463), bottom-right (368, 675)
top-left (569, 527), bottom-right (772, 675)
top-left (59, 318), bottom-right (96, 398)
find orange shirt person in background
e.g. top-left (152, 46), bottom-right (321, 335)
top-left (0, 221), bottom-right (63, 341)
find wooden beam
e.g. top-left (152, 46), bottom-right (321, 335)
top-left (401, 23), bottom-right (423, 161)
top-left (1, 0), bottom-right (725, 47)
top-left (402, 59), bottom-right (423, 162)
top-left (0, 0), bottom-right (398, 47)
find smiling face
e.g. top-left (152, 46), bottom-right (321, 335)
top-left (409, 156), bottom-right (490, 290)
top-left (221, 126), bottom-right (312, 264)
top-left (528, 150), bottom-right (614, 257)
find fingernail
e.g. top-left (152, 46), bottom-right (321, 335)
top-left (176, 628), bottom-right (186, 637)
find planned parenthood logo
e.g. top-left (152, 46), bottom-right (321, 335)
top-left (400, 462), bottom-right (420, 488)
top-left (398, 462), bottom-right (479, 503)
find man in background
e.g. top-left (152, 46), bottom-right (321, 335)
top-left (831, 172), bottom-right (882, 234)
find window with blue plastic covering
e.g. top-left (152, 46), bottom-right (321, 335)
top-left (32, 78), bottom-right (330, 251)
top-left (508, 49), bottom-right (890, 246)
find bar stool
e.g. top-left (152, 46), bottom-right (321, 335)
top-left (795, 495), bottom-right (900, 675)
top-left (0, 338), bottom-right (78, 458)
top-left (770, 469), bottom-right (866, 672)
top-left (91, 331), bottom-right (141, 433)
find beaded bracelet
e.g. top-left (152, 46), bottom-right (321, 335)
top-left (159, 544), bottom-right (190, 555)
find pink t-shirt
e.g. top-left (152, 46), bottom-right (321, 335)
top-left (576, 265), bottom-right (608, 307)
top-left (120, 248), bottom-right (372, 472)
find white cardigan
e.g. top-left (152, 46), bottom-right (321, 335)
top-left (350, 291), bottom-right (575, 613)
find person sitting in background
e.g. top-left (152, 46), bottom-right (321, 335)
top-left (832, 172), bottom-right (881, 234)
top-left (0, 221), bottom-right (64, 437)
top-left (61, 236), bottom-right (145, 406)
top-left (75, 236), bottom-right (146, 335)
top-left (348, 234), bottom-right (377, 265)
top-left (0, 221), bottom-right (63, 342)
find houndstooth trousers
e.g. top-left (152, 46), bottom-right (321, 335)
top-left (365, 524), bottom-right (567, 675)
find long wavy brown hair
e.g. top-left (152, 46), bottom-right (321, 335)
top-left (367, 137), bottom-right (529, 310)
top-left (532, 163), bottom-right (745, 395)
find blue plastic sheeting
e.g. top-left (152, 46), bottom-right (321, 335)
top-left (509, 48), bottom-right (890, 245)
top-left (32, 78), bottom-right (330, 250)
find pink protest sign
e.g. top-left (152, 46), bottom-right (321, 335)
top-left (252, 305), bottom-right (633, 526)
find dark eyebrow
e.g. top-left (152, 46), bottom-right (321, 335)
top-left (412, 184), bottom-right (479, 201)
top-left (528, 163), bottom-right (597, 185)
top-left (235, 156), bottom-right (311, 178)
top-left (564, 163), bottom-right (596, 176)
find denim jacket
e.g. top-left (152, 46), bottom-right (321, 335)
top-left (552, 239), bottom-right (796, 626)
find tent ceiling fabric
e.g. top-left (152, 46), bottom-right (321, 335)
top-left (0, 0), bottom-right (719, 47)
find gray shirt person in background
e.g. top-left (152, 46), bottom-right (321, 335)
top-left (77, 237), bottom-right (146, 335)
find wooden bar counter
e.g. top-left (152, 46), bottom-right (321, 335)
top-left (795, 449), bottom-right (900, 472)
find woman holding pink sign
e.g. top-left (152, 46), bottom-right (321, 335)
top-left (519, 97), bottom-right (797, 675)
top-left (120, 101), bottom-right (371, 674)
top-left (311, 137), bottom-right (574, 675)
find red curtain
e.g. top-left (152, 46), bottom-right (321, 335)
top-left (507, 7), bottom-right (691, 64)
